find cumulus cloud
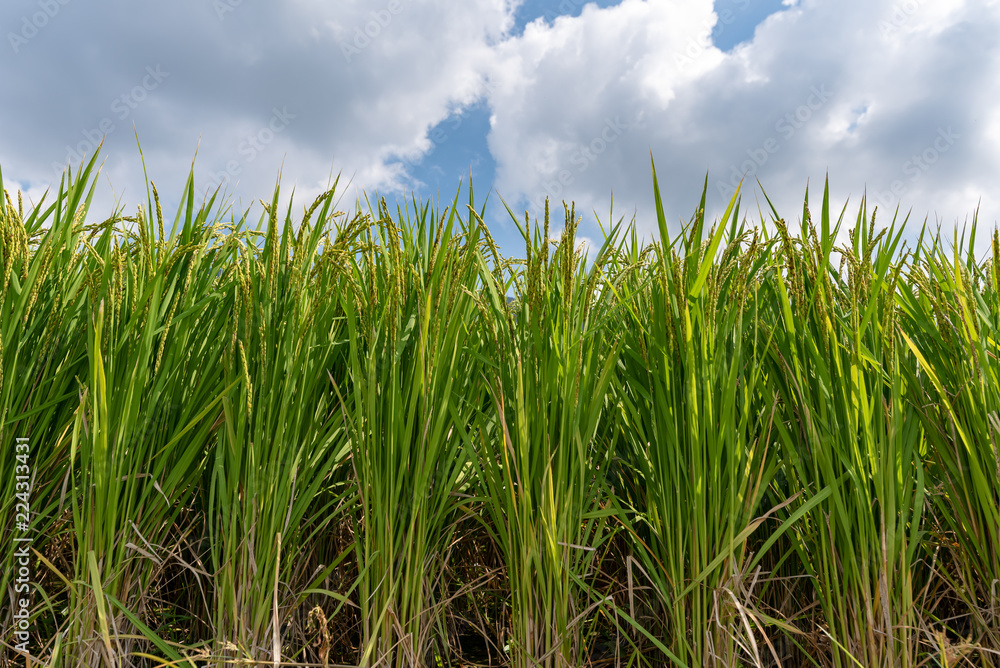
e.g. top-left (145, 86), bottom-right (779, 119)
top-left (2, 0), bottom-right (515, 216)
top-left (485, 0), bottom-right (1000, 245)
top-left (2, 0), bottom-right (997, 253)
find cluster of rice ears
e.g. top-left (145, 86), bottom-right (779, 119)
top-left (1, 153), bottom-right (998, 667)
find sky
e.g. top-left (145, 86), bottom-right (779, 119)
top-left (2, 0), bottom-right (998, 256)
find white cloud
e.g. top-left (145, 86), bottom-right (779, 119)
top-left (3, 0), bottom-right (998, 254)
top-left (3, 0), bottom-right (517, 220)
top-left (485, 0), bottom-right (721, 222)
top-left (484, 0), bottom-right (1000, 246)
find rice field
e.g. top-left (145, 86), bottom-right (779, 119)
top-left (2, 152), bottom-right (999, 667)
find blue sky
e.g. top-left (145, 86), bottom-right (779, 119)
top-left (401, 0), bottom-right (789, 210)
top-left (2, 0), bottom-right (998, 255)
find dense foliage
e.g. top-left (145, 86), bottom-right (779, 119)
top-left (2, 153), bottom-right (998, 667)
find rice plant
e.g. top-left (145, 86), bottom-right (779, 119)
top-left (896, 225), bottom-right (1000, 666)
top-left (206, 178), bottom-right (357, 665)
top-left (761, 187), bottom-right (926, 667)
top-left (335, 191), bottom-right (487, 667)
top-left (611, 166), bottom-right (791, 666)
top-left (3, 149), bottom-right (1000, 667)
top-left (471, 197), bottom-right (626, 668)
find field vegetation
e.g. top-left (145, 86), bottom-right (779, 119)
top-left (2, 152), bottom-right (999, 667)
